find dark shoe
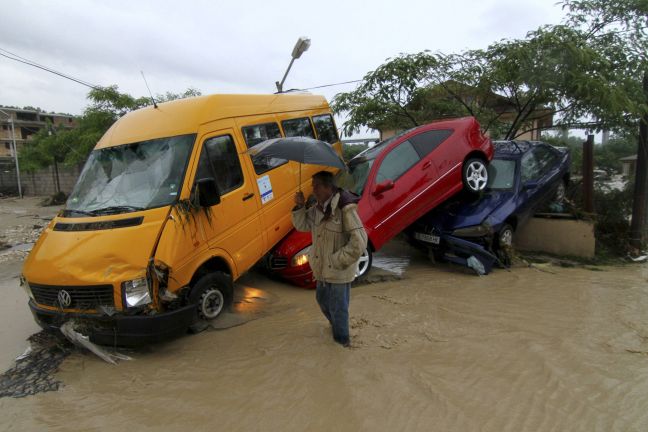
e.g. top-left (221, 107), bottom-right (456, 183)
top-left (334, 336), bottom-right (350, 347)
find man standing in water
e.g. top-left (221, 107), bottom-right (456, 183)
top-left (292, 171), bottom-right (368, 347)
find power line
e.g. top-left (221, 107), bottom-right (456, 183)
top-left (1, 46), bottom-right (365, 97)
top-left (283, 79), bottom-right (364, 93)
top-left (0, 47), bottom-right (101, 90)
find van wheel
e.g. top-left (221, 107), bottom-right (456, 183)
top-left (355, 247), bottom-right (372, 279)
top-left (189, 272), bottom-right (233, 326)
top-left (462, 158), bottom-right (488, 193)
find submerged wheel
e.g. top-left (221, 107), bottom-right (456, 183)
top-left (355, 247), bottom-right (373, 279)
top-left (462, 158), bottom-right (489, 193)
top-left (189, 272), bottom-right (233, 322)
top-left (554, 180), bottom-right (567, 203)
top-left (496, 224), bottom-right (514, 267)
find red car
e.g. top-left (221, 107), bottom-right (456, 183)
top-left (268, 117), bottom-right (494, 288)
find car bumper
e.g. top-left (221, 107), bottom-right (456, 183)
top-left (273, 264), bottom-right (316, 289)
top-left (29, 300), bottom-right (197, 346)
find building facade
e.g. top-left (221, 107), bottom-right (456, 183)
top-left (0, 107), bottom-right (77, 157)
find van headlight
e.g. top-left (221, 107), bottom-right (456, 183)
top-left (20, 276), bottom-right (34, 300)
top-left (122, 277), bottom-right (152, 308)
top-left (452, 223), bottom-right (492, 237)
top-left (291, 246), bottom-right (311, 267)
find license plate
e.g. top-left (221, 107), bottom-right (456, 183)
top-left (414, 232), bottom-right (440, 244)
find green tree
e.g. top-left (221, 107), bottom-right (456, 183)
top-left (19, 85), bottom-right (202, 179)
top-left (562, 0), bottom-right (648, 249)
top-left (332, 25), bottom-right (633, 140)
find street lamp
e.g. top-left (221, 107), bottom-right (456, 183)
top-left (275, 37), bottom-right (311, 93)
top-left (0, 108), bottom-right (23, 198)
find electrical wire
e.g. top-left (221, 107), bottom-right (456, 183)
top-left (0, 47), bottom-right (101, 90)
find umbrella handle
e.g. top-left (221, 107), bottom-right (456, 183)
top-left (299, 163), bottom-right (301, 192)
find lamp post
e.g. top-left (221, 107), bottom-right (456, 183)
top-left (275, 37), bottom-right (311, 93)
top-left (0, 108), bottom-right (23, 198)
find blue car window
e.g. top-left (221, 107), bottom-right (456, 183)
top-left (533, 146), bottom-right (558, 177)
top-left (521, 151), bottom-right (542, 182)
top-left (487, 159), bottom-right (516, 190)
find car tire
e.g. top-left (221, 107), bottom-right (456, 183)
top-left (554, 179), bottom-right (567, 203)
top-left (495, 224), bottom-right (514, 267)
top-left (354, 247), bottom-right (372, 279)
top-left (188, 272), bottom-right (233, 328)
top-left (462, 158), bottom-right (489, 193)
top-left (427, 246), bottom-right (444, 264)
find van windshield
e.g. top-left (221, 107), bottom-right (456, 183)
top-left (65, 134), bottom-right (196, 216)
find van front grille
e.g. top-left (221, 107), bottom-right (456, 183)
top-left (29, 283), bottom-right (115, 310)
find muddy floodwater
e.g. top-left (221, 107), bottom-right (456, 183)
top-left (1, 199), bottom-right (648, 431)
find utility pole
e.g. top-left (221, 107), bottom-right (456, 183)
top-left (629, 72), bottom-right (648, 250)
top-left (0, 109), bottom-right (23, 198)
top-left (582, 134), bottom-right (594, 213)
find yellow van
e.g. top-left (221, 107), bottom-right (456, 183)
top-left (21, 94), bottom-right (342, 345)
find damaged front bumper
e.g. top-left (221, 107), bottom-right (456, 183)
top-left (29, 300), bottom-right (197, 347)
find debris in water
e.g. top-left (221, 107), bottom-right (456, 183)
top-left (0, 331), bottom-right (73, 399)
top-left (467, 256), bottom-right (486, 276)
top-left (14, 346), bottom-right (32, 361)
top-left (60, 321), bottom-right (132, 365)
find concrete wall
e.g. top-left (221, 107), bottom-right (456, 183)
top-left (515, 217), bottom-right (596, 258)
top-left (0, 158), bottom-right (82, 196)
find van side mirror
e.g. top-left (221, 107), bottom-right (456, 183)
top-left (195, 178), bottom-right (221, 207)
top-left (523, 180), bottom-right (539, 190)
top-left (373, 179), bottom-right (394, 196)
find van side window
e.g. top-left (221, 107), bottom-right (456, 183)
top-left (312, 114), bottom-right (339, 144)
top-left (282, 117), bottom-right (315, 139)
top-left (196, 135), bottom-right (244, 195)
top-left (242, 123), bottom-right (287, 174)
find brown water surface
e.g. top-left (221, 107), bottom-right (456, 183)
top-left (1, 234), bottom-right (647, 430)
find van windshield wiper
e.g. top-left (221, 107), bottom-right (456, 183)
top-left (90, 205), bottom-right (145, 215)
top-left (62, 209), bottom-right (96, 217)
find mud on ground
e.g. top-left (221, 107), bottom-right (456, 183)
top-left (1, 197), bottom-right (648, 431)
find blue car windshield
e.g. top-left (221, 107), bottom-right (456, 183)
top-left (486, 159), bottom-right (516, 190)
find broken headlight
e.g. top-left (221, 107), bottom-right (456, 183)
top-left (291, 246), bottom-right (311, 267)
top-left (20, 276), bottom-right (34, 300)
top-left (452, 223), bottom-right (492, 238)
top-left (122, 277), bottom-right (152, 308)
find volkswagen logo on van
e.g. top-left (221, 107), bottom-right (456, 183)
top-left (57, 290), bottom-right (72, 308)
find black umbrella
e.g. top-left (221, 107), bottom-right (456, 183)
top-left (247, 136), bottom-right (346, 189)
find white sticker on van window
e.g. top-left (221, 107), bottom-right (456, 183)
top-left (257, 175), bottom-right (274, 204)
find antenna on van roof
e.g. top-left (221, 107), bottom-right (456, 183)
top-left (140, 71), bottom-right (158, 109)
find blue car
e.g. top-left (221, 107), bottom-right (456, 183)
top-left (409, 141), bottom-right (570, 272)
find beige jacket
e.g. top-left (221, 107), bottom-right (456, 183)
top-left (291, 190), bottom-right (368, 284)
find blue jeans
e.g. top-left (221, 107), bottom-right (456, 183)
top-left (316, 281), bottom-right (350, 343)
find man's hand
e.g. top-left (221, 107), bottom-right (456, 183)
top-left (294, 191), bottom-right (305, 207)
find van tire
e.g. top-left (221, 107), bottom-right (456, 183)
top-left (188, 272), bottom-right (233, 327)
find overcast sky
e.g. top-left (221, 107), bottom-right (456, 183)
top-left (1, 0), bottom-right (566, 137)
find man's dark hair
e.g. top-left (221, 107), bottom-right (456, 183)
top-left (312, 170), bottom-right (335, 188)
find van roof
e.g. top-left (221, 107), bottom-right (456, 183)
top-left (96, 93), bottom-right (329, 149)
